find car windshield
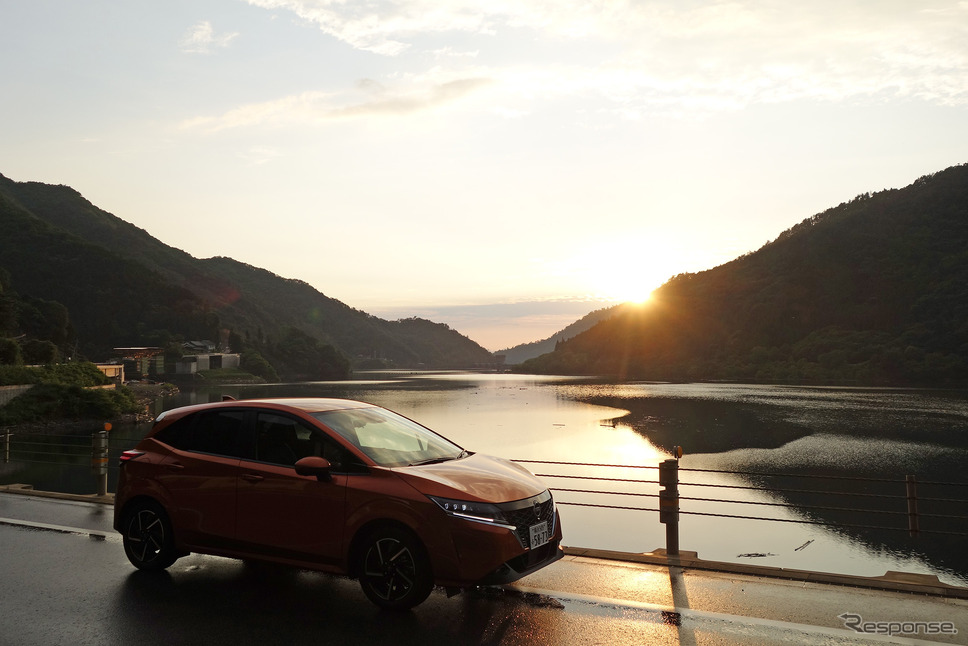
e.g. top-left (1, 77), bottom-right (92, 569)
top-left (311, 407), bottom-right (465, 468)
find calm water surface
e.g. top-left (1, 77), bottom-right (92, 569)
top-left (4, 372), bottom-right (968, 586)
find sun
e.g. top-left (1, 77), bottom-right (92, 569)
top-left (608, 286), bottom-right (653, 305)
top-left (549, 237), bottom-right (674, 305)
top-left (623, 289), bottom-right (653, 305)
top-left (589, 262), bottom-right (661, 305)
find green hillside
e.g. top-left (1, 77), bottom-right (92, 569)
top-left (0, 191), bottom-right (214, 354)
top-left (522, 164), bottom-right (968, 386)
top-left (0, 174), bottom-right (493, 376)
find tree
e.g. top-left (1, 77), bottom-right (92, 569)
top-left (21, 339), bottom-right (59, 364)
top-left (0, 337), bottom-right (22, 365)
top-left (271, 327), bottom-right (349, 380)
top-left (241, 349), bottom-right (279, 382)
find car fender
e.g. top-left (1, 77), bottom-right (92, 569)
top-left (342, 471), bottom-right (459, 579)
top-left (114, 479), bottom-right (177, 531)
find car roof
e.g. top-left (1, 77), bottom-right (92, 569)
top-left (155, 397), bottom-right (377, 423)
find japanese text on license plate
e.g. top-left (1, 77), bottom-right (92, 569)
top-left (529, 521), bottom-right (549, 549)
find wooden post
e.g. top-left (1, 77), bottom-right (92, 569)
top-left (659, 457), bottom-right (680, 555)
top-left (906, 475), bottom-right (919, 537)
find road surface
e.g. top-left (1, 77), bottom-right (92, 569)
top-left (1, 492), bottom-right (966, 645)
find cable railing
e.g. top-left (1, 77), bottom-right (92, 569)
top-left (4, 429), bottom-right (968, 546)
top-left (515, 453), bottom-right (968, 553)
top-left (1, 427), bottom-right (127, 495)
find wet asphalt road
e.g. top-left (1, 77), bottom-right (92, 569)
top-left (2, 493), bottom-right (967, 645)
top-left (0, 519), bottom-right (675, 646)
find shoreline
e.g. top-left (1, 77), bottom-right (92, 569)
top-left (0, 382), bottom-right (179, 434)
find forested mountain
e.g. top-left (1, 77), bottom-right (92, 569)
top-left (498, 305), bottom-right (621, 365)
top-left (0, 174), bottom-right (493, 377)
top-left (522, 164), bottom-right (968, 386)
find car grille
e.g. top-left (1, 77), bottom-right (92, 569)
top-left (499, 492), bottom-right (556, 549)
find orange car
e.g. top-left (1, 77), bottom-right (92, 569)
top-left (114, 398), bottom-right (563, 609)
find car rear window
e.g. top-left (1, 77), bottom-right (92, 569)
top-left (154, 409), bottom-right (252, 459)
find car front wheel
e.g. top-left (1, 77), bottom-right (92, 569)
top-left (358, 526), bottom-right (433, 610)
top-left (122, 500), bottom-right (179, 571)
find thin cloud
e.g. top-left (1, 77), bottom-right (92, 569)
top-left (241, 0), bottom-right (968, 112)
top-left (180, 77), bottom-right (494, 131)
top-left (369, 298), bottom-right (616, 325)
top-left (238, 146), bottom-right (283, 165)
top-left (432, 47), bottom-right (480, 60)
top-left (180, 20), bottom-right (239, 54)
top-left (245, 0), bottom-right (498, 55)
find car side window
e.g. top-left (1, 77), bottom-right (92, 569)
top-left (256, 413), bottom-right (303, 466)
top-left (255, 412), bottom-right (359, 472)
top-left (155, 410), bottom-right (251, 459)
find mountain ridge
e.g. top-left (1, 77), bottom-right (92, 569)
top-left (497, 305), bottom-right (622, 365)
top-left (521, 163), bottom-right (968, 385)
top-left (0, 173), bottom-right (494, 374)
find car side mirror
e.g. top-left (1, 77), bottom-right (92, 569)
top-left (294, 456), bottom-right (333, 482)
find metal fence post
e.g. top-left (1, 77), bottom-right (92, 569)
top-left (2, 431), bottom-right (10, 464)
top-left (906, 475), bottom-right (919, 537)
top-left (92, 423), bottom-right (111, 497)
top-left (659, 447), bottom-right (682, 556)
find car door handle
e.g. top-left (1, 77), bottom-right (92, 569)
top-left (241, 474), bottom-right (264, 483)
top-left (165, 463), bottom-right (185, 471)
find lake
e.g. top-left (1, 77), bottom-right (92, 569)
top-left (4, 372), bottom-right (968, 586)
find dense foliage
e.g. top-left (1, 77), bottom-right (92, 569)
top-left (0, 361), bottom-right (111, 387)
top-left (261, 327), bottom-right (350, 380)
top-left (522, 164), bottom-right (968, 386)
top-left (0, 361), bottom-right (137, 425)
top-left (0, 383), bottom-right (140, 426)
top-left (0, 190), bottom-right (216, 359)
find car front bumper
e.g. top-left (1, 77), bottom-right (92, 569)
top-left (475, 539), bottom-right (564, 586)
top-left (430, 508), bottom-right (564, 587)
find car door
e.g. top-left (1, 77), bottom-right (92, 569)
top-left (154, 408), bottom-right (249, 549)
top-left (234, 411), bottom-right (349, 565)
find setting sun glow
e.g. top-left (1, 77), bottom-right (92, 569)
top-left (560, 239), bottom-right (673, 306)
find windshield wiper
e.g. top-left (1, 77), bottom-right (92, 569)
top-left (409, 457), bottom-right (453, 466)
top-left (409, 451), bottom-right (469, 467)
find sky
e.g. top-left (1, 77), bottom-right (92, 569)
top-left (2, 1), bottom-right (967, 351)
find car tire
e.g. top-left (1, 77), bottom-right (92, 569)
top-left (122, 500), bottom-right (179, 571)
top-left (357, 526), bottom-right (434, 610)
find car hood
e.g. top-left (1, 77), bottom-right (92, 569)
top-left (394, 453), bottom-right (547, 503)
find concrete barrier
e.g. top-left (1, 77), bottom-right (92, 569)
top-left (0, 385), bottom-right (33, 408)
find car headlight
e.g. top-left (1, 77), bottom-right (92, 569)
top-left (429, 496), bottom-right (513, 527)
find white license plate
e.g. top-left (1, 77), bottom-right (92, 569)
top-left (529, 521), bottom-right (549, 549)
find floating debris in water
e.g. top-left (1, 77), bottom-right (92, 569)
top-left (737, 553), bottom-right (777, 558)
top-left (794, 540), bottom-right (815, 552)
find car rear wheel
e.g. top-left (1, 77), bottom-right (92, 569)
top-left (358, 526), bottom-right (433, 610)
top-left (122, 501), bottom-right (179, 571)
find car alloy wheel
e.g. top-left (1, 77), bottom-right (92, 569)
top-left (358, 527), bottom-right (433, 610)
top-left (122, 501), bottom-right (178, 571)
